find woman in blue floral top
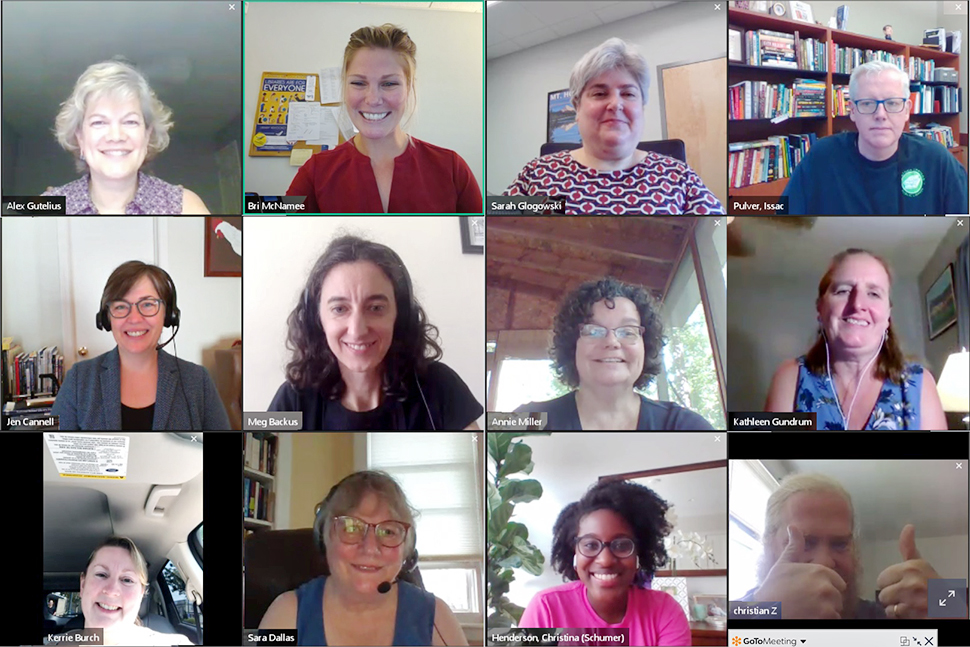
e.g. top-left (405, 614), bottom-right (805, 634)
top-left (764, 249), bottom-right (948, 430)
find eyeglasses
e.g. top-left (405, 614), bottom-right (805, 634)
top-left (332, 515), bottom-right (410, 548)
top-left (575, 535), bottom-right (637, 559)
top-left (579, 324), bottom-right (645, 344)
top-left (107, 298), bottom-right (162, 318)
top-left (852, 98), bottom-right (907, 114)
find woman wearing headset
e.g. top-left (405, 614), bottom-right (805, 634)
top-left (267, 235), bottom-right (482, 430)
top-left (259, 470), bottom-right (468, 645)
top-left (51, 260), bottom-right (231, 430)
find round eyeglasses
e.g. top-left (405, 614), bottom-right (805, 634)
top-left (107, 298), bottom-right (162, 318)
top-left (332, 515), bottom-right (410, 548)
top-left (579, 324), bottom-right (645, 344)
top-left (575, 535), bottom-right (637, 559)
top-left (852, 98), bottom-right (907, 114)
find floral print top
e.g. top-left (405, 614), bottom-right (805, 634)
top-left (793, 355), bottom-right (923, 430)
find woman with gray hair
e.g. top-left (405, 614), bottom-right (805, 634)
top-left (505, 38), bottom-right (723, 214)
top-left (42, 59), bottom-right (210, 214)
top-left (259, 471), bottom-right (467, 645)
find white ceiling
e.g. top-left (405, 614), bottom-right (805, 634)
top-left (2, 1), bottom-right (241, 137)
top-left (486, 0), bottom-right (680, 60)
top-left (761, 459), bottom-right (969, 540)
top-left (729, 217), bottom-right (961, 279)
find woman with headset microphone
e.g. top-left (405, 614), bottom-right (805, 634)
top-left (259, 471), bottom-right (468, 645)
top-left (268, 235), bottom-right (482, 430)
top-left (51, 261), bottom-right (231, 430)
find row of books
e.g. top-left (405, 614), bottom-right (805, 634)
top-left (243, 476), bottom-right (274, 522)
top-left (1, 338), bottom-right (63, 402)
top-left (728, 133), bottom-right (817, 188)
top-left (909, 57), bottom-right (937, 83)
top-left (910, 123), bottom-right (956, 149)
top-left (729, 79), bottom-right (826, 120)
top-left (832, 85), bottom-right (851, 116)
top-left (739, 29), bottom-right (828, 72)
top-left (910, 84), bottom-right (963, 114)
top-left (830, 45), bottom-right (905, 75)
top-left (244, 432), bottom-right (277, 475)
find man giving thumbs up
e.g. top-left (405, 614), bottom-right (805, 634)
top-left (875, 524), bottom-right (941, 619)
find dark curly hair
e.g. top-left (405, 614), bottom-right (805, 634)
top-left (551, 480), bottom-right (672, 587)
top-left (551, 277), bottom-right (665, 389)
top-left (284, 235), bottom-right (442, 401)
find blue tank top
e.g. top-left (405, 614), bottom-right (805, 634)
top-left (793, 356), bottom-right (923, 430)
top-left (294, 576), bottom-right (435, 646)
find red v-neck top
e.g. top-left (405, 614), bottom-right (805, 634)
top-left (285, 137), bottom-right (482, 213)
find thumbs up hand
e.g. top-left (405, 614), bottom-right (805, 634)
top-left (753, 525), bottom-right (847, 619)
top-left (876, 524), bottom-right (940, 619)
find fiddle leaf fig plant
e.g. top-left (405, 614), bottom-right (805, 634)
top-left (486, 432), bottom-right (550, 629)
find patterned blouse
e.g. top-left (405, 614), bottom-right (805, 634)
top-left (42, 172), bottom-right (184, 214)
top-left (793, 355), bottom-right (923, 430)
top-left (505, 150), bottom-right (724, 215)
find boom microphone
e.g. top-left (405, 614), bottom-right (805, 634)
top-left (377, 581), bottom-right (392, 594)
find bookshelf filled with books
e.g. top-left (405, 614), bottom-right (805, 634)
top-left (2, 337), bottom-right (63, 429)
top-left (728, 6), bottom-right (965, 198)
top-left (243, 432), bottom-right (278, 537)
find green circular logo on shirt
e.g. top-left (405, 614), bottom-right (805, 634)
top-left (901, 169), bottom-right (924, 197)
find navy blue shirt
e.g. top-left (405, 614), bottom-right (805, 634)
top-left (782, 132), bottom-right (968, 215)
top-left (515, 391), bottom-right (715, 430)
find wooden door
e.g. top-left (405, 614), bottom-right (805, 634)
top-left (660, 57), bottom-right (727, 209)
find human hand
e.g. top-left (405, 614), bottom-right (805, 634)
top-left (876, 524), bottom-right (939, 619)
top-left (753, 525), bottom-right (847, 619)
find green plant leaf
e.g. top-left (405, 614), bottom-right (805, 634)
top-left (499, 478), bottom-right (543, 504)
top-left (488, 501), bottom-right (514, 538)
top-left (487, 433), bottom-right (512, 463)
top-left (497, 442), bottom-right (534, 479)
top-left (496, 521), bottom-right (529, 545)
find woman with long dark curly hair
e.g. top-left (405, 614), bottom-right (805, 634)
top-left (515, 276), bottom-right (712, 430)
top-left (518, 480), bottom-right (691, 646)
top-left (267, 235), bottom-right (482, 430)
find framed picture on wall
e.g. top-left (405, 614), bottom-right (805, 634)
top-left (547, 89), bottom-right (581, 144)
top-left (205, 217), bottom-right (242, 277)
top-left (459, 216), bottom-right (484, 254)
top-left (926, 263), bottom-right (957, 340)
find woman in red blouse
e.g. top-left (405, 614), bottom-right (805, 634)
top-left (286, 24), bottom-right (483, 214)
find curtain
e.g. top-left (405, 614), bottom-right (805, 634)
top-left (957, 237), bottom-right (969, 350)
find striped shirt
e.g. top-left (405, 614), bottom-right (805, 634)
top-left (505, 150), bottom-right (724, 214)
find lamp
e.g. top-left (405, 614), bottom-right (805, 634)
top-left (937, 350), bottom-right (970, 423)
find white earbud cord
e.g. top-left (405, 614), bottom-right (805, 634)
top-left (824, 329), bottom-right (886, 430)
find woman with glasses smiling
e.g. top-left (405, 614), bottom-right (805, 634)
top-left (519, 480), bottom-right (691, 646)
top-left (514, 277), bottom-right (714, 430)
top-left (51, 261), bottom-right (230, 430)
top-left (259, 471), bottom-right (467, 646)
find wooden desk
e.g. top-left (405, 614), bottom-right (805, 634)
top-left (690, 620), bottom-right (727, 646)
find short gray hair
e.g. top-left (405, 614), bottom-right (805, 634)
top-left (849, 61), bottom-right (909, 101)
top-left (54, 59), bottom-right (174, 173)
top-left (569, 38), bottom-right (649, 110)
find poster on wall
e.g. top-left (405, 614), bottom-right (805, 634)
top-left (206, 217), bottom-right (242, 277)
top-left (249, 72), bottom-right (321, 156)
top-left (547, 89), bottom-right (582, 144)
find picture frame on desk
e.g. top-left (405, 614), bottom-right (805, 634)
top-left (789, 1), bottom-right (814, 24)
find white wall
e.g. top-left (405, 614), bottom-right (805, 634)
top-left (162, 217), bottom-right (242, 369)
top-left (486, 1), bottom-right (725, 195)
top-left (243, 3), bottom-right (484, 196)
top-left (242, 216), bottom-right (486, 426)
top-left (0, 218), bottom-right (65, 352)
top-left (726, 268), bottom-right (926, 413)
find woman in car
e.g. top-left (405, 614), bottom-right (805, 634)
top-left (78, 536), bottom-right (193, 645)
top-left (258, 470), bottom-right (467, 645)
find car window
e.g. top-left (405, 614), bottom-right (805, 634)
top-left (161, 561), bottom-right (200, 629)
top-left (46, 592), bottom-right (81, 618)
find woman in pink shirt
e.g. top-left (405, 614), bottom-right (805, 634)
top-left (518, 480), bottom-right (691, 646)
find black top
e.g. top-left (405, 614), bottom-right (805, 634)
top-left (121, 403), bottom-right (155, 430)
top-left (515, 391), bottom-right (714, 430)
top-left (268, 362), bottom-right (483, 430)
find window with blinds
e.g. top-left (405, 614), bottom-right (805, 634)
top-left (367, 432), bottom-right (483, 618)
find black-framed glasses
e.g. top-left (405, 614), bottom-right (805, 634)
top-left (107, 298), bottom-right (162, 318)
top-left (575, 535), bottom-right (637, 559)
top-left (852, 98), bottom-right (907, 114)
top-left (579, 324), bottom-right (645, 344)
top-left (332, 515), bottom-right (410, 548)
